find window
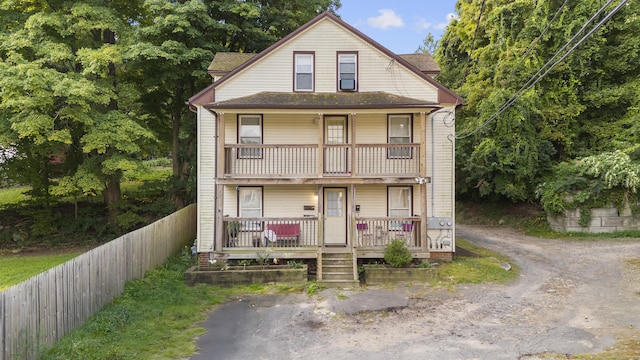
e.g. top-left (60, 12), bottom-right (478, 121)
top-left (388, 186), bottom-right (412, 228)
top-left (238, 187), bottom-right (262, 230)
top-left (388, 114), bottom-right (412, 158)
top-left (294, 53), bottom-right (314, 91)
top-left (238, 115), bottom-right (262, 158)
top-left (338, 53), bottom-right (357, 91)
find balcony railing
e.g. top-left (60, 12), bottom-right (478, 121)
top-left (354, 218), bottom-right (421, 248)
top-left (223, 143), bottom-right (420, 177)
top-left (223, 217), bottom-right (319, 248)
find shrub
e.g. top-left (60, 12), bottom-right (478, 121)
top-left (384, 239), bottom-right (412, 268)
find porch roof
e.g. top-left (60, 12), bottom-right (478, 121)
top-left (205, 91), bottom-right (440, 110)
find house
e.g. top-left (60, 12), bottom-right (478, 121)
top-left (188, 12), bottom-right (462, 285)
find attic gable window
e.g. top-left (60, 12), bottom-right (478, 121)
top-left (338, 53), bottom-right (357, 91)
top-left (294, 52), bottom-right (314, 92)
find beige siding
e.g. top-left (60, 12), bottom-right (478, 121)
top-left (224, 185), bottom-right (318, 218)
top-left (214, 18), bottom-right (438, 102)
top-left (425, 105), bottom-right (455, 219)
top-left (353, 185), bottom-right (421, 216)
top-left (197, 107), bottom-right (217, 252)
top-left (224, 113), bottom-right (318, 145)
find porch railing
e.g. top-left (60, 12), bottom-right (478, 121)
top-left (223, 217), bottom-right (318, 248)
top-left (355, 144), bottom-right (420, 176)
top-left (354, 218), bottom-right (421, 248)
top-left (223, 143), bottom-right (420, 177)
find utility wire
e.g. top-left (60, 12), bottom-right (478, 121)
top-left (508, 0), bottom-right (570, 79)
top-left (456, 0), bottom-right (627, 140)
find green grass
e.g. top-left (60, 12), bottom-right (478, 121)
top-left (0, 186), bottom-right (30, 208)
top-left (0, 252), bottom-right (80, 290)
top-left (434, 237), bottom-right (520, 285)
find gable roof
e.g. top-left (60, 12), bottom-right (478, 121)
top-left (188, 12), bottom-right (463, 106)
top-left (207, 52), bottom-right (257, 78)
top-left (398, 53), bottom-right (440, 75)
top-left (206, 91), bottom-right (440, 110)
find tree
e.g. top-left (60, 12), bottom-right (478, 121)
top-left (416, 32), bottom-right (438, 55)
top-left (435, 0), bottom-right (640, 202)
top-left (0, 0), bottom-right (153, 222)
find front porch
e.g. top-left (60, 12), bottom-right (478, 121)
top-left (219, 217), bottom-right (451, 258)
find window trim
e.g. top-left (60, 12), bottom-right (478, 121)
top-left (293, 51), bottom-right (315, 92)
top-left (387, 114), bottom-right (413, 159)
top-left (237, 186), bottom-right (263, 231)
top-left (237, 114), bottom-right (263, 159)
top-left (337, 51), bottom-right (358, 92)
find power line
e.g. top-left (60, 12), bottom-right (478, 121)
top-left (456, 0), bottom-right (627, 140)
top-left (508, 0), bottom-right (570, 79)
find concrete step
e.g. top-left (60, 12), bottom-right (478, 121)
top-left (317, 279), bottom-right (360, 289)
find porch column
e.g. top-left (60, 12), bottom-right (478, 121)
top-left (317, 184), bottom-right (324, 247)
top-left (420, 111), bottom-right (427, 177)
top-left (317, 113), bottom-right (324, 178)
top-left (420, 111), bottom-right (428, 252)
top-left (218, 112), bottom-right (226, 177)
top-left (215, 183), bottom-right (224, 252)
top-left (350, 113), bottom-right (357, 177)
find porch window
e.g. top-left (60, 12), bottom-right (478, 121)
top-left (388, 186), bottom-right (412, 228)
top-left (238, 186), bottom-right (262, 230)
top-left (294, 52), bottom-right (314, 91)
top-left (338, 53), bottom-right (357, 91)
top-left (238, 115), bottom-right (262, 158)
top-left (388, 114), bottom-right (412, 158)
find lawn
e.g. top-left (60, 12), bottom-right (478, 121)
top-left (0, 252), bottom-right (81, 290)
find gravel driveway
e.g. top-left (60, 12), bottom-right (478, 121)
top-left (191, 225), bottom-right (640, 360)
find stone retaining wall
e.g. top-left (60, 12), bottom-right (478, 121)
top-left (547, 206), bottom-right (640, 233)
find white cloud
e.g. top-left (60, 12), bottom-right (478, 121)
top-left (434, 12), bottom-right (459, 30)
top-left (367, 9), bottom-right (404, 29)
top-left (416, 17), bottom-right (433, 30)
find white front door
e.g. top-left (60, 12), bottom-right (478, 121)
top-left (324, 188), bottom-right (347, 245)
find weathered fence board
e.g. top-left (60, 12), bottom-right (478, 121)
top-left (0, 204), bottom-right (196, 360)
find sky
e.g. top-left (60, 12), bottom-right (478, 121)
top-left (336, 0), bottom-right (459, 54)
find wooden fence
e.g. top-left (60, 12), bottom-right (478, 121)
top-left (0, 204), bottom-right (197, 360)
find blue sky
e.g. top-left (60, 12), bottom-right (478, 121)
top-left (336, 0), bottom-right (459, 54)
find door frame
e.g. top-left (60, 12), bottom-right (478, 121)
top-left (323, 187), bottom-right (348, 246)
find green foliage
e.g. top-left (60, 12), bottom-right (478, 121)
top-left (287, 260), bottom-right (304, 269)
top-left (536, 151), bottom-right (640, 215)
top-left (383, 239), bottom-right (412, 268)
top-left (437, 0), bottom-right (640, 203)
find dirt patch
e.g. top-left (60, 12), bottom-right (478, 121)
top-left (194, 225), bottom-right (640, 360)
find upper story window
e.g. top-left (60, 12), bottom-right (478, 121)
top-left (388, 114), bottom-right (412, 159)
top-left (238, 115), bottom-right (262, 159)
top-left (294, 52), bottom-right (314, 92)
top-left (338, 53), bottom-right (357, 91)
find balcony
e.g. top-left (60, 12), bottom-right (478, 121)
top-left (223, 143), bottom-right (420, 178)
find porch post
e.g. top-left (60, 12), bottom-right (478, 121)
top-left (420, 112), bottom-right (428, 252)
top-left (218, 113), bottom-right (226, 177)
top-left (215, 183), bottom-right (224, 252)
top-left (317, 184), bottom-right (324, 247)
top-left (420, 111), bottom-right (427, 177)
top-left (350, 113), bottom-right (356, 177)
top-left (317, 113), bottom-right (324, 178)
